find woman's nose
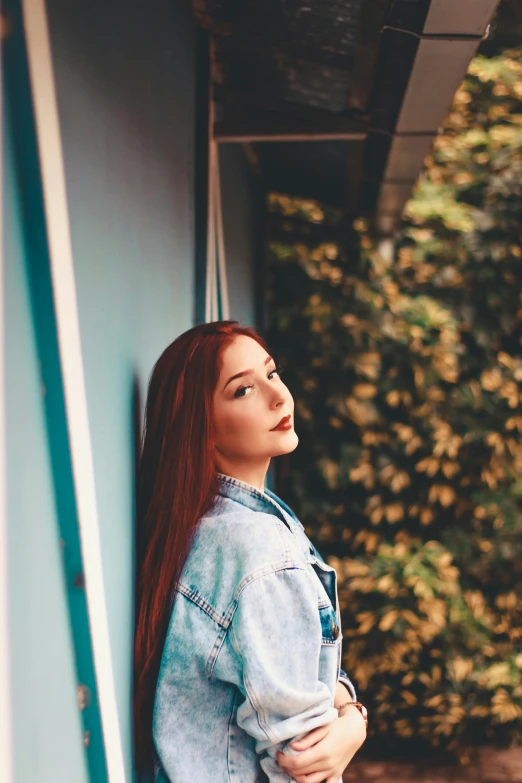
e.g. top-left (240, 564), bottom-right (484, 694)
top-left (270, 385), bottom-right (287, 409)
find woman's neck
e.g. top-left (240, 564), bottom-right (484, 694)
top-left (215, 459), bottom-right (270, 494)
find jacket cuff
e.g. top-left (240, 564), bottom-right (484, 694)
top-left (338, 668), bottom-right (357, 702)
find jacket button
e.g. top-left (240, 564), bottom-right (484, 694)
top-left (332, 622), bottom-right (340, 639)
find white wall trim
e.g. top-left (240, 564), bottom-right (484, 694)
top-left (20, 2), bottom-right (126, 780)
top-left (0, 16), bottom-right (14, 783)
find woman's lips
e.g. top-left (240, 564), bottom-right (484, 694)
top-left (270, 414), bottom-right (292, 431)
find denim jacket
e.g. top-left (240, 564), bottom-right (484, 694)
top-left (152, 473), bottom-right (357, 782)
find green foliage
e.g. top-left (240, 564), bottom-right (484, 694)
top-left (267, 50), bottom-right (522, 762)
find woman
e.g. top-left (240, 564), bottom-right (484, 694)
top-left (134, 321), bottom-right (367, 783)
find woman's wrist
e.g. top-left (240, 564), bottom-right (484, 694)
top-left (338, 704), bottom-right (367, 744)
top-left (338, 701), bottom-right (368, 731)
top-left (334, 680), bottom-right (351, 708)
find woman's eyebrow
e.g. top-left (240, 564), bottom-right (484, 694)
top-left (223, 355), bottom-right (274, 391)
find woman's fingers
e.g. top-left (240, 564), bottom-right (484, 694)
top-left (278, 749), bottom-right (329, 778)
top-left (292, 770), bottom-right (332, 783)
top-left (290, 724), bottom-right (330, 750)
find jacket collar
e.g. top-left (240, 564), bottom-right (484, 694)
top-left (215, 472), bottom-right (304, 532)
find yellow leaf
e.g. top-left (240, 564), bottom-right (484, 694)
top-left (428, 484), bottom-right (456, 507)
top-left (405, 436), bottom-right (422, 455)
top-left (386, 390), bottom-right (401, 407)
top-left (385, 503), bottom-right (405, 523)
top-left (345, 397), bottom-right (381, 426)
top-left (354, 352), bottom-right (381, 380)
top-left (439, 485), bottom-right (456, 507)
top-left (420, 507), bottom-right (435, 525)
top-left (441, 461), bottom-right (460, 479)
top-left (425, 694), bottom-right (444, 708)
top-left (422, 457), bottom-right (440, 477)
top-left (390, 471), bottom-right (411, 493)
top-left (321, 459), bottom-right (339, 488)
top-left (447, 657), bottom-right (474, 683)
top-left (350, 462), bottom-right (375, 489)
top-left (498, 352), bottom-right (514, 368)
top-left (402, 609), bottom-right (420, 626)
top-left (377, 574), bottom-right (395, 593)
top-left (470, 706), bottom-right (490, 717)
top-left (369, 508), bottom-right (383, 525)
top-left (481, 368), bottom-right (502, 392)
top-left (356, 612), bottom-right (377, 635)
top-left (353, 383), bottom-right (377, 399)
top-left (492, 689), bottom-right (522, 722)
top-left (401, 690), bottom-right (418, 706)
top-left (343, 560), bottom-right (370, 577)
top-left (379, 610), bottom-right (399, 631)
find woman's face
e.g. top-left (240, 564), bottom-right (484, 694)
top-left (213, 335), bottom-right (298, 468)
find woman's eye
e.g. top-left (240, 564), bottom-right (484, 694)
top-left (234, 365), bottom-right (283, 397)
top-left (269, 364), bottom-right (284, 379)
top-left (234, 384), bottom-right (254, 398)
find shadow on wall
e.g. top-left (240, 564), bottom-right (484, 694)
top-left (47, 0), bottom-right (196, 215)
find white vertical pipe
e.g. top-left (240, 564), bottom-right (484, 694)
top-left (214, 144), bottom-right (230, 320)
top-left (0, 12), bottom-right (14, 783)
top-left (211, 217), bottom-right (218, 316)
top-left (20, 2), bottom-right (126, 781)
top-left (209, 142), bottom-right (219, 321)
top-left (205, 45), bottom-right (230, 324)
top-left (205, 94), bottom-right (216, 323)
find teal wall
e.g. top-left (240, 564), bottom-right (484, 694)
top-left (4, 1), bottom-right (262, 779)
top-left (5, 0), bottom-right (198, 779)
top-left (45, 1), bottom-right (197, 779)
top-left (5, 100), bottom-right (90, 783)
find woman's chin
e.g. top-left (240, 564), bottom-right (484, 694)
top-left (272, 431), bottom-right (299, 456)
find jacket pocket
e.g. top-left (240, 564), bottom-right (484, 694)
top-left (309, 556), bottom-right (339, 614)
top-left (318, 601), bottom-right (342, 645)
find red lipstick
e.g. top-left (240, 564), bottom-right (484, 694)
top-left (270, 414), bottom-right (292, 431)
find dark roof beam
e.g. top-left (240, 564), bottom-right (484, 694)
top-left (214, 103), bottom-right (367, 144)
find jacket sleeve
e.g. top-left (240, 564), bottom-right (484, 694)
top-left (229, 565), bottom-right (339, 782)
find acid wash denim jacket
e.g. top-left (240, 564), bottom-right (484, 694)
top-left (152, 473), bottom-right (357, 783)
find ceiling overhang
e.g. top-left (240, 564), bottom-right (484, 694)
top-left (366, 0), bottom-right (501, 235)
top-left (194, 0), bottom-right (502, 237)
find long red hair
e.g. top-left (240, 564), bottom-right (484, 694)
top-left (133, 320), bottom-right (269, 770)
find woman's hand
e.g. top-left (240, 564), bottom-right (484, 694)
top-left (275, 707), bottom-right (366, 783)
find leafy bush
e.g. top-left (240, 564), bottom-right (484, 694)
top-left (267, 50), bottom-right (522, 762)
